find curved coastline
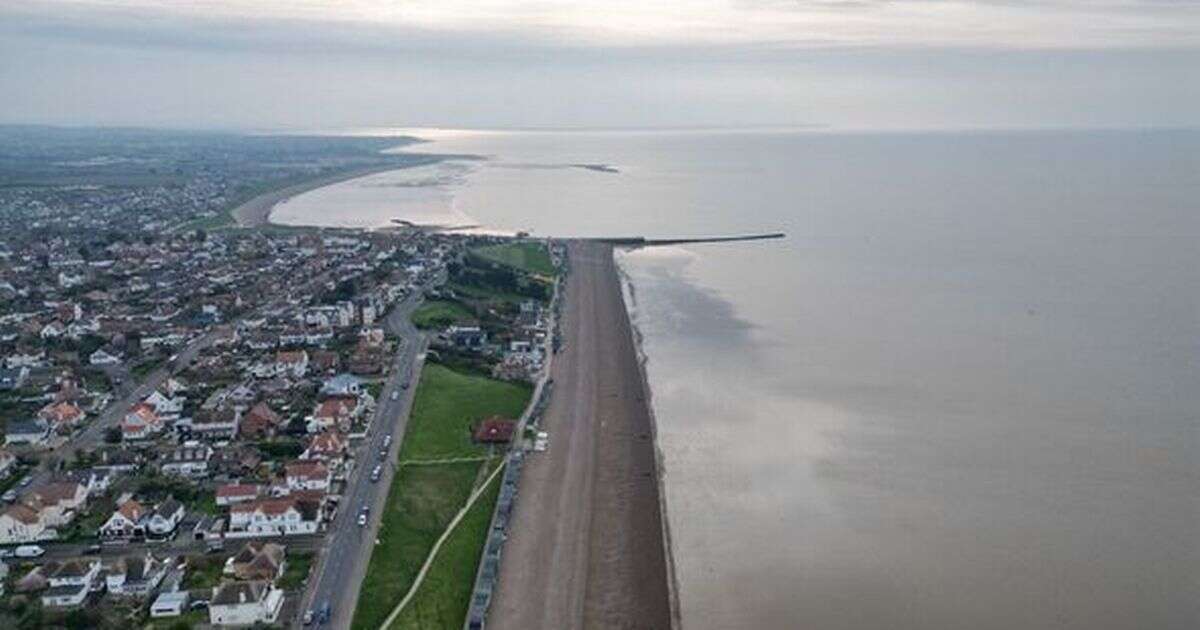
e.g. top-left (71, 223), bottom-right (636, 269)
top-left (232, 158), bottom-right (441, 227)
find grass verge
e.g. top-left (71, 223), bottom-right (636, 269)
top-left (388, 469), bottom-right (502, 630)
top-left (401, 364), bottom-right (531, 461)
top-left (472, 242), bottom-right (556, 277)
top-left (350, 462), bottom-right (481, 630)
top-left (411, 300), bottom-right (476, 330)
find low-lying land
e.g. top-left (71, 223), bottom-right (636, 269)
top-left (351, 363), bottom-right (531, 630)
top-left (472, 242), bottom-right (558, 277)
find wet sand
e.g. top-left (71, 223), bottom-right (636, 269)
top-left (489, 240), bottom-right (675, 630)
top-left (232, 162), bottom-right (429, 227)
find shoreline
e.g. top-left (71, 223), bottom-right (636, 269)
top-left (487, 241), bottom-right (673, 629)
top-left (616, 253), bottom-right (683, 630)
top-left (231, 159), bottom-right (439, 227)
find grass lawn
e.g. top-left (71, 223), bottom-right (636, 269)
top-left (472, 242), bottom-right (556, 277)
top-left (401, 364), bottom-right (531, 461)
top-left (279, 551), bottom-right (315, 591)
top-left (389, 467), bottom-right (502, 630)
top-left (182, 554), bottom-right (227, 590)
top-left (411, 300), bottom-right (476, 330)
top-left (350, 462), bottom-right (482, 630)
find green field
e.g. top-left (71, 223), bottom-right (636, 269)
top-left (411, 300), bottom-right (476, 330)
top-left (472, 242), bottom-right (556, 276)
top-left (401, 364), bottom-right (531, 461)
top-left (389, 470), bottom-right (502, 630)
top-left (352, 462), bottom-right (482, 630)
top-left (351, 364), bottom-right (531, 630)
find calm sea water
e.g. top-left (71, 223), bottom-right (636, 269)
top-left (276, 128), bottom-right (1200, 630)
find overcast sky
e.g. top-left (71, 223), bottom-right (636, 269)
top-left (1, 0), bottom-right (1197, 131)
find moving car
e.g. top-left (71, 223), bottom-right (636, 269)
top-left (302, 609), bottom-right (314, 625)
top-left (369, 465), bottom-right (382, 482)
top-left (390, 391), bottom-right (399, 401)
top-left (357, 513), bottom-right (367, 527)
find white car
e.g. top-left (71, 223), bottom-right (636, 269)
top-left (15, 545), bottom-right (44, 558)
top-left (357, 513), bottom-right (368, 527)
top-left (390, 391), bottom-right (399, 401)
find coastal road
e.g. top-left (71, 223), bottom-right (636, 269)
top-left (297, 279), bottom-right (435, 629)
top-left (488, 241), bottom-right (674, 630)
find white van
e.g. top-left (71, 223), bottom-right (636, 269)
top-left (15, 545), bottom-right (44, 558)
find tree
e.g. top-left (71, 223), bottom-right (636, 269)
top-left (103, 427), bottom-right (122, 444)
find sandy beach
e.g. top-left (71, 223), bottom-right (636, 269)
top-left (488, 240), bottom-right (675, 630)
top-left (231, 161), bottom-right (435, 227)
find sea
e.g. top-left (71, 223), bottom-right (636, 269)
top-left (273, 128), bottom-right (1200, 630)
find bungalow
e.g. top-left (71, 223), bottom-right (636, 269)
top-left (0, 448), bottom-right (16, 477)
top-left (161, 444), bottom-right (214, 478)
top-left (106, 552), bottom-right (168, 597)
top-left (448, 325), bottom-right (488, 349)
top-left (301, 431), bottom-right (348, 463)
top-left (215, 484), bottom-right (261, 507)
top-left (151, 589), bottom-right (189, 618)
top-left (38, 401), bottom-right (85, 433)
top-left (320, 373), bottom-right (361, 398)
top-left (144, 499), bottom-right (185, 537)
top-left (23, 482), bottom-right (89, 527)
top-left (0, 504), bottom-right (53, 544)
top-left (99, 498), bottom-right (147, 539)
top-left (121, 404), bottom-right (164, 441)
top-left (5, 418), bottom-right (51, 447)
top-left (308, 396), bottom-right (361, 433)
top-left (227, 496), bottom-right (320, 537)
top-left (144, 390), bottom-right (185, 419)
top-left (275, 350), bottom-right (309, 379)
top-left (239, 403), bottom-right (282, 440)
top-left (209, 581), bottom-right (284, 626)
top-left (89, 348), bottom-right (121, 366)
top-left (42, 559), bottom-right (101, 608)
top-left (223, 541), bottom-right (286, 581)
top-left (283, 461), bottom-right (331, 492)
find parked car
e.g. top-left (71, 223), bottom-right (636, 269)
top-left (0, 548), bottom-right (14, 558)
top-left (15, 545), bottom-right (44, 558)
top-left (390, 391), bottom-right (399, 401)
top-left (302, 609), bottom-right (315, 625)
top-left (82, 544), bottom-right (102, 555)
top-left (2, 489), bottom-right (18, 503)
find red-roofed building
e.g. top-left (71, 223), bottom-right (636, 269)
top-left (121, 404), bottom-right (163, 441)
top-left (215, 484), bottom-right (262, 507)
top-left (473, 417), bottom-right (516, 443)
top-left (283, 461), bottom-right (331, 492)
top-left (39, 402), bottom-right (85, 433)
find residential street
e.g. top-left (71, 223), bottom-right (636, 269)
top-left (296, 278), bottom-right (435, 628)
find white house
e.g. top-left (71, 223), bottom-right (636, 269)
top-left (208, 581), bottom-right (284, 626)
top-left (121, 404), bottom-right (164, 440)
top-left (274, 350), bottom-right (309, 379)
top-left (106, 552), bottom-right (168, 597)
top-left (144, 390), bottom-right (185, 419)
top-left (151, 590), bottom-right (189, 617)
top-left (283, 461), bottom-right (331, 492)
top-left (89, 348), bottom-right (121, 366)
top-left (42, 559), bottom-right (101, 608)
top-left (161, 444), bottom-right (214, 478)
top-left (5, 418), bottom-right (51, 447)
top-left (227, 497), bottom-right (320, 537)
top-left (0, 504), bottom-right (53, 544)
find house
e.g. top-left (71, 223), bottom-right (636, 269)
top-left (184, 407), bottom-right (240, 440)
top-left (144, 390), bottom-right (185, 419)
top-left (283, 461), bottom-right (331, 492)
top-left (100, 499), bottom-right (147, 539)
top-left (145, 499), bottom-right (186, 537)
top-left (106, 552), bottom-right (168, 597)
top-left (301, 431), bottom-right (347, 463)
top-left (100, 497), bottom-right (184, 539)
top-left (239, 403), bottom-right (282, 440)
top-left (448, 325), bottom-right (488, 349)
top-left (320, 373), bottom-right (361, 398)
top-left (40, 321), bottom-right (66, 339)
top-left (227, 496), bottom-right (320, 537)
top-left (38, 401), bottom-right (85, 433)
top-left (89, 348), bottom-right (121, 366)
top-left (0, 366), bottom-right (29, 391)
top-left (42, 559), bottom-right (101, 608)
top-left (161, 443), bottom-right (214, 478)
top-left (0, 504), bottom-right (53, 544)
top-left (0, 448), bottom-right (16, 477)
top-left (5, 418), bottom-right (51, 446)
top-left (122, 403), bottom-right (164, 440)
top-left (309, 350), bottom-right (340, 375)
top-left (223, 541), bottom-right (286, 581)
top-left (208, 581), bottom-right (284, 626)
top-left (274, 350), bottom-right (309, 378)
top-left (23, 482), bottom-right (88, 527)
top-left (0, 559), bottom-right (7, 597)
top-left (473, 417), bottom-right (517, 444)
top-left (308, 396), bottom-right (361, 433)
top-left (215, 484), bottom-right (261, 507)
top-left (151, 589), bottom-right (189, 618)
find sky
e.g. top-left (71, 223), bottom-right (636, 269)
top-left (1, 0), bottom-right (1197, 131)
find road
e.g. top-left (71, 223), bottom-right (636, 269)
top-left (487, 241), bottom-right (674, 630)
top-left (297, 275), bottom-right (439, 628)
